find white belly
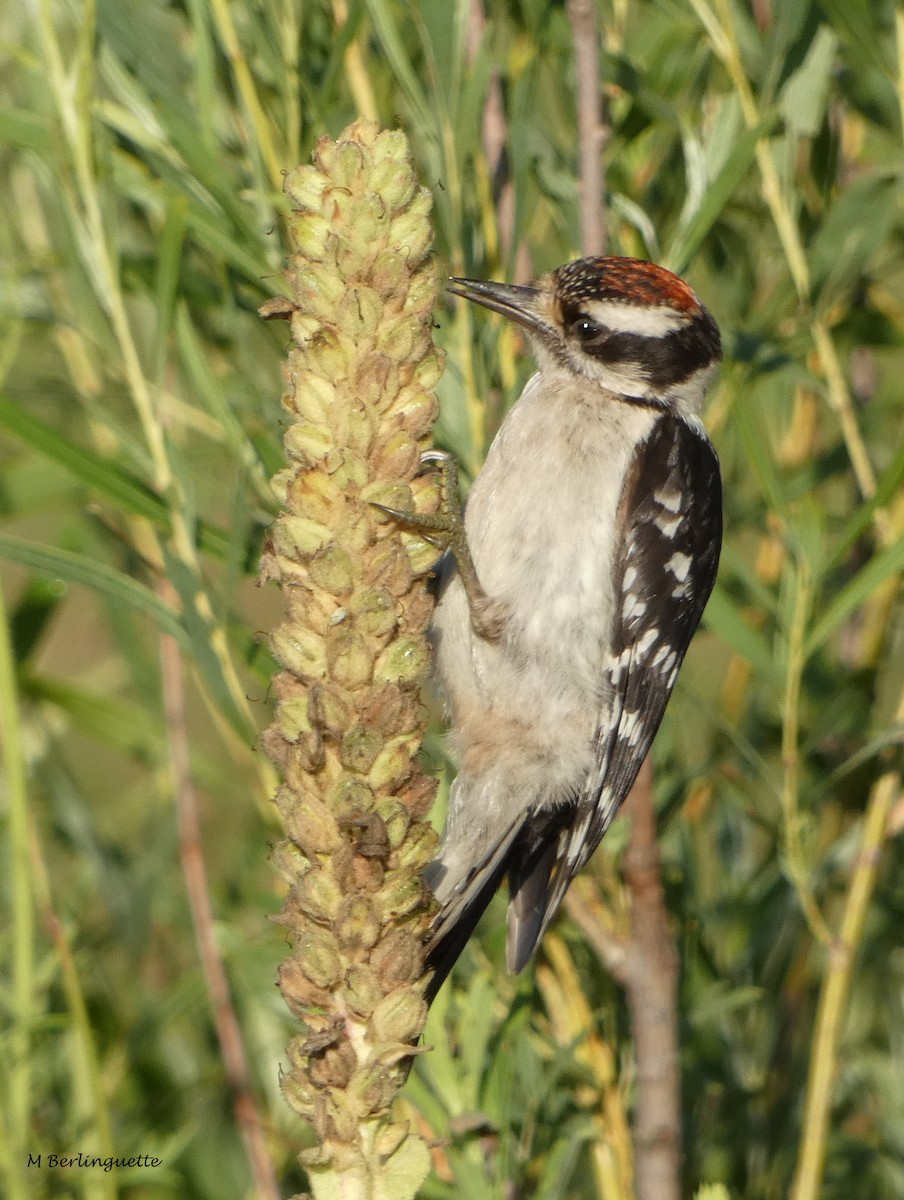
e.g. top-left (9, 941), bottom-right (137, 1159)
top-left (435, 371), bottom-right (656, 716)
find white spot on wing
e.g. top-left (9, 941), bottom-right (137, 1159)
top-left (635, 628), bottom-right (657, 658)
top-left (655, 512), bottom-right (683, 538)
top-left (660, 651), bottom-right (678, 677)
top-left (666, 551), bottom-right (692, 582)
top-left (619, 708), bottom-right (645, 746)
top-left (653, 487), bottom-right (683, 512)
top-left (651, 644), bottom-right (675, 670)
top-left (622, 593), bottom-right (647, 620)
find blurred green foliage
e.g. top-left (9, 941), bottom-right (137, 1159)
top-left (1, 1), bottom-right (902, 1198)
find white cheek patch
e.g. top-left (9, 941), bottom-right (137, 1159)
top-left (564, 345), bottom-right (658, 399)
top-left (668, 365), bottom-right (719, 418)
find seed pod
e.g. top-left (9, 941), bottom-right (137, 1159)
top-left (260, 121), bottom-right (439, 1187)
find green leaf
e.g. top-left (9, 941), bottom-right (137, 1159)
top-left (691, 983), bottom-right (765, 1024)
top-left (533, 1120), bottom-right (594, 1200)
top-left (0, 396), bottom-right (170, 526)
top-left (153, 191), bottom-right (189, 378)
top-left (718, 542), bottom-right (780, 619)
top-left (0, 534), bottom-right (187, 646)
top-left (24, 673), bottom-right (162, 759)
top-left (160, 548), bottom-right (252, 738)
top-left (822, 725), bottom-right (904, 791)
top-left (0, 106), bottom-right (51, 153)
top-left (0, 395), bottom-right (233, 560)
top-left (9, 577), bottom-right (64, 662)
top-left (667, 112), bottom-right (778, 275)
top-left (826, 439), bottom-right (904, 570)
top-left (361, 0), bottom-right (433, 129)
top-left (459, 972), bottom-right (500, 1106)
top-left (805, 536), bottom-right (904, 657)
top-left (732, 393), bottom-right (789, 523)
top-left (818, 0), bottom-right (888, 68)
top-left (779, 25), bottom-right (838, 137)
top-left (809, 174), bottom-right (897, 303)
top-left (695, 1186), bottom-right (732, 1200)
top-left (702, 585), bottom-right (780, 685)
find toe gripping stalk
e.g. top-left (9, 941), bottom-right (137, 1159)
top-left (371, 451), bottom-right (508, 642)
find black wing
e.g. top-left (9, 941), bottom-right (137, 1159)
top-left (506, 412), bottom-right (722, 969)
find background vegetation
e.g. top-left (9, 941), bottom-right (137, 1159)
top-left (1, 0), bottom-right (903, 1197)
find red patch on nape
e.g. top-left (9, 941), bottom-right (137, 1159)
top-left (556, 256), bottom-right (701, 312)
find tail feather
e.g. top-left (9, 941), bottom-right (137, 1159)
top-left (505, 837), bottom-right (559, 972)
top-left (426, 806), bottom-right (586, 998)
top-left (505, 805), bottom-right (583, 971)
top-left (424, 816), bottom-right (523, 1002)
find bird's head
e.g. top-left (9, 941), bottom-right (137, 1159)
top-left (449, 255), bottom-right (721, 415)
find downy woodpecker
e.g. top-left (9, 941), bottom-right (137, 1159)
top-left (412, 256), bottom-right (722, 996)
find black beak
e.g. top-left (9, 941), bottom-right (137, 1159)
top-left (448, 277), bottom-right (546, 335)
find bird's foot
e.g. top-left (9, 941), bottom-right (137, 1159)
top-left (371, 450), bottom-right (508, 642)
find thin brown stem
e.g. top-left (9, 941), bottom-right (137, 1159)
top-left (563, 9), bottom-right (679, 1195)
top-left (620, 759), bottom-right (681, 1200)
top-left (569, 760), bottom-right (682, 1200)
top-left (468, 0), bottom-right (523, 275)
top-left (567, 0), bottom-right (609, 256)
top-left (467, 0), bottom-right (505, 177)
top-left (158, 587), bottom-right (279, 1200)
top-left (564, 885), bottom-right (631, 982)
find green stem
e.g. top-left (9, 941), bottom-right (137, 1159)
top-left (780, 561), bottom-right (831, 946)
top-left (692, 0), bottom-right (884, 528)
top-left (34, 0), bottom-right (266, 752)
top-left (791, 698), bottom-right (903, 1200)
top-left (0, 574), bottom-right (34, 1200)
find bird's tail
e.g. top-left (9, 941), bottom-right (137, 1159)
top-left (423, 800), bottom-right (578, 999)
top-left (423, 812), bottom-right (524, 1002)
top-left (504, 835), bottom-right (563, 973)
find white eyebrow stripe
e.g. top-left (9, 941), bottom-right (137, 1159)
top-left (582, 300), bottom-right (687, 336)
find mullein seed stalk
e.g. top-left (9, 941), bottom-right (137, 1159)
top-left (260, 121), bottom-right (442, 1197)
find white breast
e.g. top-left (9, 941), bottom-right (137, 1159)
top-left (434, 369), bottom-right (657, 728)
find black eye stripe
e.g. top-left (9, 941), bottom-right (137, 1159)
top-left (566, 312), bottom-right (721, 388)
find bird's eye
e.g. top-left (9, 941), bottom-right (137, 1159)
top-left (569, 316), bottom-right (604, 342)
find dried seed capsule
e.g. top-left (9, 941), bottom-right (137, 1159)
top-left (260, 121), bottom-right (440, 1188)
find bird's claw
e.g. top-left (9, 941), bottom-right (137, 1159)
top-left (371, 450), bottom-right (465, 551)
top-left (370, 451), bottom-right (508, 643)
